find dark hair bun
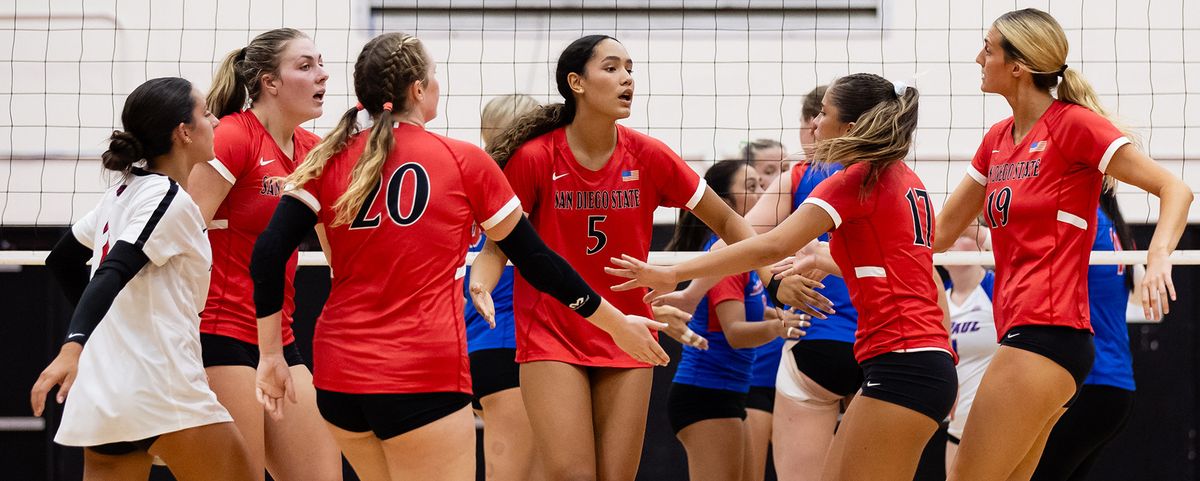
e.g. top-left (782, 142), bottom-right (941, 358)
top-left (102, 130), bottom-right (144, 173)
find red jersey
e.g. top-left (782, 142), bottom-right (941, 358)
top-left (201, 111), bottom-right (320, 345)
top-left (969, 101), bottom-right (1129, 337)
top-left (289, 123), bottom-right (520, 394)
top-left (803, 162), bottom-right (951, 363)
top-left (505, 125), bottom-right (705, 367)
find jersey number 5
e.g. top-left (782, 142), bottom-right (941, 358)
top-left (985, 186), bottom-right (1012, 228)
top-left (350, 163), bottom-right (431, 229)
top-left (587, 215), bottom-right (608, 255)
top-left (905, 188), bottom-right (934, 247)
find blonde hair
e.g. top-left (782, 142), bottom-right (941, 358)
top-left (287, 32), bottom-right (430, 227)
top-left (815, 73), bottom-right (919, 197)
top-left (207, 28), bottom-right (308, 118)
top-left (481, 94), bottom-right (540, 151)
top-left (993, 9), bottom-right (1113, 120)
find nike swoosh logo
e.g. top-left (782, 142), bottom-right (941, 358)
top-left (259, 159), bottom-right (275, 166)
top-left (552, 172), bottom-right (569, 181)
top-left (67, 333), bottom-right (86, 339)
top-left (865, 381), bottom-right (881, 387)
top-left (1006, 333), bottom-right (1020, 339)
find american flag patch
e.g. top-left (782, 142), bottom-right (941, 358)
top-left (1029, 140), bottom-right (1048, 152)
top-left (621, 169), bottom-right (639, 181)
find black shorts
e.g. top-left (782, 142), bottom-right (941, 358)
top-left (469, 348), bottom-right (521, 410)
top-left (1000, 325), bottom-right (1095, 406)
top-left (201, 333), bottom-right (305, 368)
top-left (667, 383), bottom-right (748, 434)
top-left (791, 340), bottom-right (864, 397)
top-left (746, 386), bottom-right (776, 413)
top-left (859, 351), bottom-right (957, 423)
top-left (316, 389), bottom-right (472, 441)
top-left (87, 436), bottom-right (159, 456)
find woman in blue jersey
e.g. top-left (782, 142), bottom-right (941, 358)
top-left (748, 85), bottom-right (864, 481)
top-left (665, 160), bottom-right (806, 481)
top-left (465, 94), bottom-right (542, 481)
top-left (1030, 186), bottom-right (1138, 481)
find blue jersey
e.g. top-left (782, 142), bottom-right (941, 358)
top-left (750, 338), bottom-right (785, 387)
top-left (1084, 207), bottom-right (1135, 390)
top-left (463, 229), bottom-right (517, 353)
top-left (673, 236), bottom-right (767, 392)
top-left (791, 162), bottom-right (858, 343)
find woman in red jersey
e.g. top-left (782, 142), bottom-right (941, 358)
top-left (610, 73), bottom-right (957, 481)
top-left (471, 35), bottom-right (764, 481)
top-left (935, 9), bottom-right (1191, 481)
top-left (184, 28), bottom-right (341, 481)
top-left (250, 32), bottom-right (668, 481)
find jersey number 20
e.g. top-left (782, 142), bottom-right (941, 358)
top-left (905, 188), bottom-right (934, 247)
top-left (350, 163), bottom-right (431, 229)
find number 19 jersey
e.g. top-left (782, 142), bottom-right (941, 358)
top-left (969, 101), bottom-right (1130, 337)
top-left (504, 125), bottom-right (705, 367)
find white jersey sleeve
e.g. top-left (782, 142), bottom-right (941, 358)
top-left (71, 208), bottom-right (100, 249)
top-left (114, 180), bottom-right (204, 266)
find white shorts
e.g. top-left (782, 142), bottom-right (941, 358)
top-left (774, 340), bottom-right (846, 407)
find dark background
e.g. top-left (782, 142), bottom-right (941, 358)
top-left (2, 223), bottom-right (1196, 480)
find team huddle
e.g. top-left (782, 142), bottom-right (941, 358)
top-left (27, 7), bottom-right (1193, 481)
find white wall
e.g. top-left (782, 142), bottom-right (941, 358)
top-left (1, 0), bottom-right (1197, 226)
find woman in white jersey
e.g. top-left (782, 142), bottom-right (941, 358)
top-left (31, 77), bottom-right (255, 480)
top-left (942, 224), bottom-right (999, 467)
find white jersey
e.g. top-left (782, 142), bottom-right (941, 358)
top-left (946, 271), bottom-right (998, 439)
top-left (54, 170), bottom-right (231, 447)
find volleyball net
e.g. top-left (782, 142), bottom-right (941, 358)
top-left (2, 0), bottom-right (1198, 268)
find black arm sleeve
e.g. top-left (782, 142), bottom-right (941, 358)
top-left (765, 277), bottom-right (786, 309)
top-left (45, 230), bottom-right (93, 306)
top-left (251, 195), bottom-right (317, 318)
top-left (64, 241), bottom-right (150, 346)
top-left (495, 216), bottom-right (602, 318)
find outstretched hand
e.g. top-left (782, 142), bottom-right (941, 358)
top-left (606, 254), bottom-right (679, 303)
top-left (652, 303), bottom-right (707, 350)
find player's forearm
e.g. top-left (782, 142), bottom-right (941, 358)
top-left (673, 232), bottom-right (791, 285)
top-left (257, 312), bottom-right (285, 355)
top-left (1146, 180), bottom-right (1193, 256)
top-left (934, 177), bottom-right (986, 252)
top-left (724, 320), bottom-right (781, 350)
top-left (471, 240), bottom-right (508, 293)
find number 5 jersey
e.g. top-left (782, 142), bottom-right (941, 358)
top-left (503, 125), bottom-right (705, 367)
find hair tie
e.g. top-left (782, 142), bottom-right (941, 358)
top-left (235, 47), bottom-right (247, 62)
top-left (354, 102), bottom-right (364, 111)
top-left (1057, 64), bottom-right (1068, 77)
top-left (892, 80), bottom-right (907, 97)
top-left (381, 102), bottom-right (393, 112)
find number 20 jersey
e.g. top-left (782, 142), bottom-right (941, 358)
top-left (289, 123), bottom-right (521, 394)
top-left (504, 125), bottom-right (705, 367)
top-left (969, 100), bottom-right (1130, 337)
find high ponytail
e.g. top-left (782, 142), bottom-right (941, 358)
top-left (207, 48), bottom-right (249, 118)
top-left (206, 28), bottom-right (308, 118)
top-left (815, 73), bottom-right (919, 197)
top-left (993, 8), bottom-right (1131, 137)
top-left (487, 34), bottom-right (616, 168)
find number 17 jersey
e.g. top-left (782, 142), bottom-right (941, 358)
top-left (504, 125), bottom-right (705, 367)
top-left (969, 101), bottom-right (1130, 337)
